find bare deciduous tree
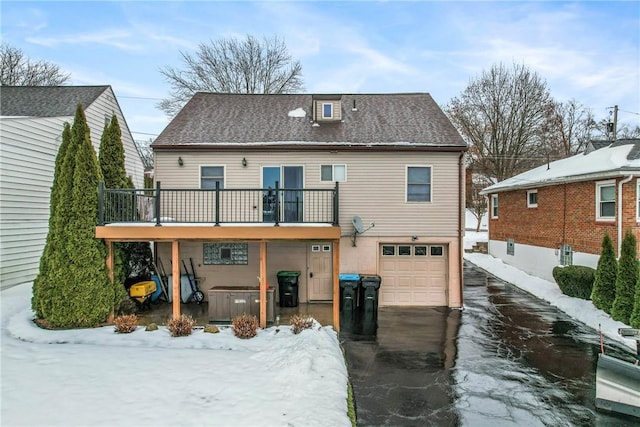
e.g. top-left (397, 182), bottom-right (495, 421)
top-left (446, 63), bottom-right (555, 182)
top-left (545, 99), bottom-right (597, 157)
top-left (158, 35), bottom-right (304, 116)
top-left (0, 43), bottom-right (70, 86)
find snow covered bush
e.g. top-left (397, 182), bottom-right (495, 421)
top-left (167, 314), bottom-right (196, 337)
top-left (290, 314), bottom-right (314, 334)
top-left (552, 265), bottom-right (595, 300)
top-left (232, 314), bottom-right (258, 339)
top-left (113, 314), bottom-right (138, 333)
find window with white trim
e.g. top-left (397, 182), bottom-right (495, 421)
top-left (322, 103), bottom-right (333, 119)
top-left (491, 194), bottom-right (499, 218)
top-left (201, 166), bottom-right (224, 189)
top-left (406, 166), bottom-right (431, 202)
top-left (596, 180), bottom-right (615, 221)
top-left (320, 164), bottom-right (346, 182)
top-left (527, 189), bottom-right (538, 208)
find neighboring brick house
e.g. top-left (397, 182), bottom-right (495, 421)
top-left (480, 139), bottom-right (640, 282)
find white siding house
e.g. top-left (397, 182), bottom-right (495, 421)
top-left (0, 86), bottom-right (145, 289)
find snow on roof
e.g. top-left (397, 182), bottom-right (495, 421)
top-left (287, 107), bottom-right (306, 118)
top-left (481, 141), bottom-right (640, 194)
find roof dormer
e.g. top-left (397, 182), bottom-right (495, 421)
top-left (312, 95), bottom-right (342, 122)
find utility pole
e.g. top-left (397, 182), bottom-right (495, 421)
top-left (607, 105), bottom-right (618, 141)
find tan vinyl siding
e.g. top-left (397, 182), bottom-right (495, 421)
top-left (154, 150), bottom-right (461, 236)
top-left (314, 100), bottom-right (342, 122)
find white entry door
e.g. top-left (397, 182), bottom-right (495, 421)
top-left (307, 243), bottom-right (333, 301)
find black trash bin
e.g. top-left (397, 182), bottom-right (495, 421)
top-left (339, 273), bottom-right (360, 313)
top-left (359, 274), bottom-right (382, 316)
top-left (277, 271), bottom-right (300, 307)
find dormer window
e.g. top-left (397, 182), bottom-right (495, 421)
top-left (322, 103), bottom-right (333, 119)
top-left (313, 95), bottom-right (342, 122)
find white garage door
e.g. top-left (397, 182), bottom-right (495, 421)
top-left (379, 244), bottom-right (448, 306)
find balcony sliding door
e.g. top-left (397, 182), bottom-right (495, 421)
top-left (262, 166), bottom-right (303, 223)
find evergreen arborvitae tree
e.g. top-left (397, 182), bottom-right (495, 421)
top-left (98, 115), bottom-right (128, 308)
top-left (34, 105), bottom-right (114, 327)
top-left (32, 122), bottom-right (72, 319)
top-left (630, 269), bottom-right (640, 328)
top-left (591, 233), bottom-right (617, 313)
top-left (98, 115), bottom-right (127, 188)
top-left (611, 230), bottom-right (639, 324)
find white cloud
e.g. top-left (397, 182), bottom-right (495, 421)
top-left (27, 29), bottom-right (143, 51)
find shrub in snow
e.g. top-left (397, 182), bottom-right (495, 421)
top-left (114, 314), bottom-right (138, 333)
top-left (552, 265), bottom-right (595, 300)
top-left (591, 233), bottom-right (617, 313)
top-left (290, 314), bottom-right (314, 334)
top-left (611, 230), bottom-right (639, 324)
top-left (232, 314), bottom-right (258, 339)
top-left (167, 315), bottom-right (196, 337)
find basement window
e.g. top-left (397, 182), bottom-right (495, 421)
top-left (203, 243), bottom-right (248, 265)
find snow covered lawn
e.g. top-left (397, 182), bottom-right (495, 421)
top-left (1, 284), bottom-right (351, 427)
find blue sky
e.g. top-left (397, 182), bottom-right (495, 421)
top-left (2, 1), bottom-right (639, 142)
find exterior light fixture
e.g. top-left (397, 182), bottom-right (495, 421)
top-left (242, 157), bottom-right (248, 167)
top-left (178, 157), bottom-right (184, 167)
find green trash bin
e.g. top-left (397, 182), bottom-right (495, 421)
top-left (277, 271), bottom-right (300, 307)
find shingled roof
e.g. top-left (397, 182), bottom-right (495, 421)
top-left (481, 139), bottom-right (640, 194)
top-left (0, 86), bottom-right (109, 117)
top-left (152, 93), bottom-right (466, 151)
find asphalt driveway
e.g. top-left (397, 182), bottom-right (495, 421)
top-left (340, 261), bottom-right (635, 427)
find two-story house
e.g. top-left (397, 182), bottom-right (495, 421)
top-left (96, 93), bottom-right (467, 329)
top-left (0, 86), bottom-right (145, 290)
top-left (480, 139), bottom-right (640, 282)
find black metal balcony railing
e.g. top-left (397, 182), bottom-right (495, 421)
top-left (98, 181), bottom-right (339, 226)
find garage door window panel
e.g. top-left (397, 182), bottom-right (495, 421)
top-left (430, 246), bottom-right (444, 256)
top-left (414, 246), bottom-right (427, 256)
top-left (398, 245), bottom-right (411, 256)
top-left (382, 245), bottom-right (395, 256)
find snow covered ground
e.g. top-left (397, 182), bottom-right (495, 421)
top-left (0, 285), bottom-right (350, 427)
top-left (1, 231), bottom-right (636, 426)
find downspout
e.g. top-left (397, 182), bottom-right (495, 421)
top-left (458, 152), bottom-right (465, 309)
top-left (617, 175), bottom-right (635, 256)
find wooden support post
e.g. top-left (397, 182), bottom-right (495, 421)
top-left (106, 240), bottom-right (115, 284)
top-left (172, 240), bottom-right (180, 319)
top-left (333, 239), bottom-right (340, 332)
top-left (259, 241), bottom-right (267, 328)
top-left (106, 240), bottom-right (115, 323)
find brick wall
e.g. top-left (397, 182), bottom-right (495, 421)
top-left (488, 178), bottom-right (639, 256)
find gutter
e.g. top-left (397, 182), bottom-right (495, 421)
top-left (617, 175), bottom-right (636, 256)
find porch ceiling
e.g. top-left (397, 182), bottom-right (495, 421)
top-left (95, 223), bottom-right (342, 241)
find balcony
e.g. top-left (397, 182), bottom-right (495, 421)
top-left (98, 181), bottom-right (340, 227)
